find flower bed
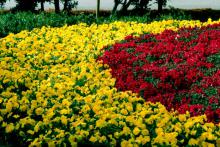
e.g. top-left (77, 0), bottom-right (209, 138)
top-left (100, 23), bottom-right (220, 123)
top-left (0, 20), bottom-right (220, 146)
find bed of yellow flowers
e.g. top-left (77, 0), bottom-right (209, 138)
top-left (0, 19), bottom-right (220, 146)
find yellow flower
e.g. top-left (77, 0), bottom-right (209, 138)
top-left (15, 123), bottom-right (20, 130)
top-left (114, 132), bottom-right (120, 139)
top-left (5, 123), bottom-right (14, 133)
top-left (56, 131), bottom-right (65, 138)
top-left (29, 138), bottom-right (41, 147)
top-left (121, 140), bottom-right (129, 147)
top-left (165, 132), bottom-right (178, 146)
top-left (99, 136), bottom-right (107, 143)
top-left (122, 126), bottom-right (131, 135)
top-left (110, 138), bottom-right (117, 146)
top-left (141, 129), bottom-right (149, 136)
top-left (119, 121), bottom-right (126, 126)
top-left (35, 107), bottom-right (44, 115)
top-left (96, 119), bottom-right (106, 128)
top-left (190, 130), bottom-right (197, 136)
top-left (27, 130), bottom-right (35, 135)
top-left (47, 141), bottom-right (56, 147)
top-left (61, 115), bottom-right (68, 125)
top-left (126, 103), bottom-right (133, 112)
top-left (13, 114), bottom-right (20, 119)
top-left (5, 102), bottom-right (13, 113)
top-left (31, 100), bottom-right (38, 109)
top-left (47, 109), bottom-right (55, 119)
top-left (60, 109), bottom-right (69, 115)
top-left (136, 135), bottom-right (150, 145)
top-left (144, 136), bottom-right (150, 143)
top-left (178, 114), bottom-right (186, 122)
top-left (89, 136), bottom-right (97, 143)
top-left (19, 131), bottom-right (25, 137)
top-left (121, 109), bottom-right (128, 115)
top-left (216, 140), bottom-right (220, 147)
top-left (200, 132), bottom-right (217, 141)
top-left (155, 127), bottom-right (163, 135)
top-left (89, 125), bottom-right (94, 130)
top-left (0, 116), bottom-right (3, 122)
top-left (133, 127), bottom-right (141, 136)
top-left (201, 142), bottom-right (215, 147)
top-left (68, 135), bottom-right (77, 146)
top-left (62, 99), bottom-right (71, 106)
top-left (188, 138), bottom-right (199, 146)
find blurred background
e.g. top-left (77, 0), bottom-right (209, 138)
top-left (2, 0), bottom-right (220, 10)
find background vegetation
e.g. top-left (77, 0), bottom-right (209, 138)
top-left (0, 0), bottom-right (167, 13)
top-left (1, 8), bottom-right (220, 38)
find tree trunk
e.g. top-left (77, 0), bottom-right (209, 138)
top-left (120, 0), bottom-right (132, 15)
top-left (16, 0), bottom-right (36, 11)
top-left (64, 0), bottom-right (68, 11)
top-left (54, 0), bottom-right (60, 13)
top-left (40, 0), bottom-right (44, 11)
top-left (158, 0), bottom-right (163, 13)
top-left (96, 0), bottom-right (100, 19)
top-left (112, 0), bottom-right (120, 15)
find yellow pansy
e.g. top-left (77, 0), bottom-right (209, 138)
top-left (89, 136), bottom-right (97, 143)
top-left (188, 138), bottom-right (199, 146)
top-left (35, 107), bottom-right (44, 115)
top-left (133, 127), bottom-right (141, 136)
top-left (5, 123), bottom-right (14, 133)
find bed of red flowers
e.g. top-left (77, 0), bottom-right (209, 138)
top-left (99, 23), bottom-right (220, 123)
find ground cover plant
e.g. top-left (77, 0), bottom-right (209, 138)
top-left (0, 19), bottom-right (220, 146)
top-left (100, 23), bottom-right (220, 123)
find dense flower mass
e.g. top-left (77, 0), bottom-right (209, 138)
top-left (100, 23), bottom-right (220, 123)
top-left (0, 19), bottom-right (220, 146)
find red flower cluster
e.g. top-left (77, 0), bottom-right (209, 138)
top-left (99, 24), bottom-right (220, 123)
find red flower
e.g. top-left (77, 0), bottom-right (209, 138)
top-left (99, 23), bottom-right (220, 123)
top-left (189, 104), bottom-right (204, 116)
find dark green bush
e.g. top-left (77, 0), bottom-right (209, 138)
top-left (0, 12), bottom-right (91, 38)
top-left (0, 10), bottom-right (192, 38)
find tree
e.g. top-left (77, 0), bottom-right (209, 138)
top-left (112, 0), bottom-right (121, 15)
top-left (63, 0), bottom-right (78, 12)
top-left (156, 0), bottom-right (167, 13)
top-left (63, 0), bottom-right (69, 10)
top-left (40, 0), bottom-right (44, 11)
top-left (134, 0), bottom-right (151, 13)
top-left (0, 0), bottom-right (6, 8)
top-left (36, 0), bottom-right (77, 12)
top-left (14, 0), bottom-right (37, 11)
top-left (54, 0), bottom-right (60, 13)
top-left (112, 0), bottom-right (152, 15)
top-left (39, 0), bottom-right (46, 11)
top-left (96, 0), bottom-right (100, 19)
top-left (35, 0), bottom-right (51, 11)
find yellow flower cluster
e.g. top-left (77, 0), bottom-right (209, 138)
top-left (0, 19), bottom-right (220, 146)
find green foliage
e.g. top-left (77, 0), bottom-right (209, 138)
top-left (156, 7), bottom-right (192, 21)
top-left (13, 0), bottom-right (37, 11)
top-left (0, 12), bottom-right (93, 38)
top-left (0, 0), bottom-right (6, 8)
top-left (0, 11), bottom-right (192, 38)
